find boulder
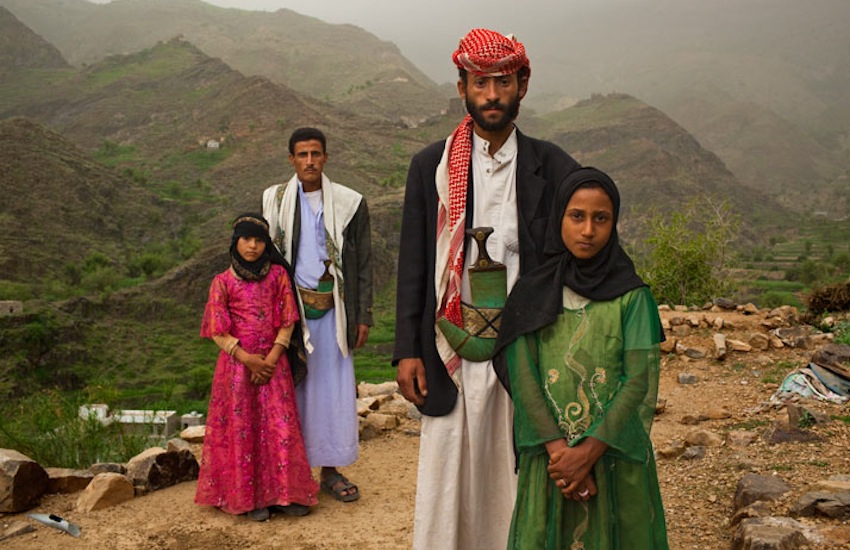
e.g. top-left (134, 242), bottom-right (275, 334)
top-left (0, 449), bottom-right (48, 513)
top-left (126, 447), bottom-right (199, 491)
top-left (45, 467), bottom-right (93, 494)
top-left (76, 472), bottom-right (134, 512)
top-left (734, 473), bottom-right (792, 510)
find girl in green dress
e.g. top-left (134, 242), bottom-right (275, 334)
top-left (495, 167), bottom-right (668, 549)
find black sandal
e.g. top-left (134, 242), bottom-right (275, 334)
top-left (320, 472), bottom-right (360, 502)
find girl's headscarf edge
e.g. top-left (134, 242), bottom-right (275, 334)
top-left (494, 167), bottom-right (647, 359)
top-left (230, 212), bottom-right (288, 280)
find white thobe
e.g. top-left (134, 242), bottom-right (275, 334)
top-left (294, 184), bottom-right (358, 467)
top-left (413, 130), bottom-right (520, 550)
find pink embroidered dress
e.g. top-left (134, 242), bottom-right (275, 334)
top-left (195, 264), bottom-right (318, 514)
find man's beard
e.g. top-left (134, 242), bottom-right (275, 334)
top-left (466, 94), bottom-right (521, 132)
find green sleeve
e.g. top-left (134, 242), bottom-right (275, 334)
top-left (580, 287), bottom-right (662, 462)
top-left (507, 333), bottom-right (564, 453)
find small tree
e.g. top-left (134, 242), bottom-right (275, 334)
top-left (636, 197), bottom-right (739, 306)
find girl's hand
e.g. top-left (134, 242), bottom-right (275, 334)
top-left (236, 348), bottom-right (276, 385)
top-left (547, 437), bottom-right (608, 495)
top-left (561, 473), bottom-right (597, 501)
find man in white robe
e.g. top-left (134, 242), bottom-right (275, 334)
top-left (393, 29), bottom-right (580, 549)
top-left (263, 127), bottom-right (373, 503)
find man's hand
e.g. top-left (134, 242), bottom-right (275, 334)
top-left (396, 357), bottom-right (428, 405)
top-left (354, 324), bottom-right (370, 349)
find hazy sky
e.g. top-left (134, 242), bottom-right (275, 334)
top-left (88, 0), bottom-right (610, 84)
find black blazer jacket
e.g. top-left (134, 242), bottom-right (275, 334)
top-left (392, 129), bottom-right (580, 416)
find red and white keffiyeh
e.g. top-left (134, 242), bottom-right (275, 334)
top-left (434, 116), bottom-right (474, 381)
top-left (451, 28), bottom-right (530, 78)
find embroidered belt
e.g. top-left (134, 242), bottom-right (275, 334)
top-left (298, 286), bottom-right (333, 319)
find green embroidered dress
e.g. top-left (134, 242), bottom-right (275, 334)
top-left (506, 286), bottom-right (668, 550)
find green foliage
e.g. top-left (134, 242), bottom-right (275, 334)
top-left (758, 290), bottom-right (802, 309)
top-left (93, 140), bottom-right (139, 166)
top-left (636, 198), bottom-right (738, 306)
top-left (833, 321), bottom-right (850, 346)
top-left (0, 390), bottom-right (151, 469)
top-left (0, 280), bottom-right (33, 301)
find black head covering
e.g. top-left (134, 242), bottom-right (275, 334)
top-left (495, 167), bottom-right (647, 356)
top-left (230, 212), bottom-right (286, 281)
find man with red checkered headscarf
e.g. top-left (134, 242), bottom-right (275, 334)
top-left (394, 28), bottom-right (580, 549)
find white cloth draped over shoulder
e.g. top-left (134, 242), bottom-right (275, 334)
top-left (262, 174), bottom-right (362, 356)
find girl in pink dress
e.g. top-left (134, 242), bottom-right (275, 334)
top-left (195, 213), bottom-right (318, 521)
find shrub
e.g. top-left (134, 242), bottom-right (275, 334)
top-left (636, 197), bottom-right (738, 306)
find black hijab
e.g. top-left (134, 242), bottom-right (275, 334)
top-left (495, 167), bottom-right (647, 362)
top-left (230, 212), bottom-right (287, 281)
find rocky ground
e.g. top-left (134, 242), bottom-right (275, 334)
top-left (3, 304), bottom-right (850, 549)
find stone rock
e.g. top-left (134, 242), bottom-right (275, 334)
top-left (680, 414), bottom-right (701, 425)
top-left (357, 381), bottom-right (398, 398)
top-left (715, 297), bottom-right (737, 310)
top-left (731, 517), bottom-right (809, 550)
top-left (681, 446), bottom-right (706, 460)
top-left (668, 315), bottom-right (685, 326)
top-left (0, 448), bottom-right (48, 513)
top-left (730, 501), bottom-right (772, 526)
top-left (358, 417), bottom-right (380, 441)
top-left (773, 327), bottom-right (812, 349)
top-left (726, 431), bottom-right (758, 448)
top-left (742, 303), bottom-right (760, 315)
top-left (811, 333), bottom-right (835, 345)
top-left (90, 463), bottom-right (127, 475)
top-left (811, 344), bottom-right (850, 369)
top-left (790, 490), bottom-right (850, 519)
top-left (671, 325), bottom-right (690, 337)
top-left (674, 305), bottom-right (689, 312)
top-left (786, 403), bottom-right (830, 428)
top-left (704, 407), bottom-right (732, 420)
top-left (660, 337), bottom-right (676, 354)
top-left (734, 473), bottom-right (792, 510)
top-left (0, 520), bottom-right (35, 542)
top-left (816, 478), bottom-right (850, 493)
top-left (727, 339), bottom-right (753, 353)
top-left (379, 397), bottom-right (420, 420)
top-left (655, 398), bottom-right (667, 415)
top-left (45, 467), bottom-right (93, 494)
top-left (180, 425), bottom-right (206, 443)
top-left (713, 316), bottom-right (725, 330)
top-left (769, 335), bottom-right (785, 349)
top-left (660, 318), bottom-right (671, 330)
top-left (683, 346), bottom-right (705, 359)
top-left (365, 412), bottom-right (399, 430)
top-left (761, 317), bottom-right (786, 329)
top-left (766, 424), bottom-right (822, 445)
top-left (749, 333), bottom-right (771, 351)
top-left (357, 396), bottom-right (381, 416)
top-left (166, 438), bottom-right (192, 453)
top-left (76, 472), bottom-right (134, 512)
top-left (685, 429), bottom-right (723, 447)
top-left (714, 333), bottom-right (727, 360)
top-left (126, 447), bottom-right (199, 491)
top-left (657, 304), bottom-right (672, 312)
top-left (678, 373), bottom-right (699, 384)
top-left (656, 440), bottom-right (686, 459)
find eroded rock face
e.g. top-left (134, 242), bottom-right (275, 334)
top-left (127, 447), bottom-right (199, 491)
top-left (0, 448), bottom-right (48, 513)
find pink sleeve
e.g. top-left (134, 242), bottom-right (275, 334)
top-left (273, 266), bottom-right (300, 329)
top-left (200, 274), bottom-right (232, 338)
